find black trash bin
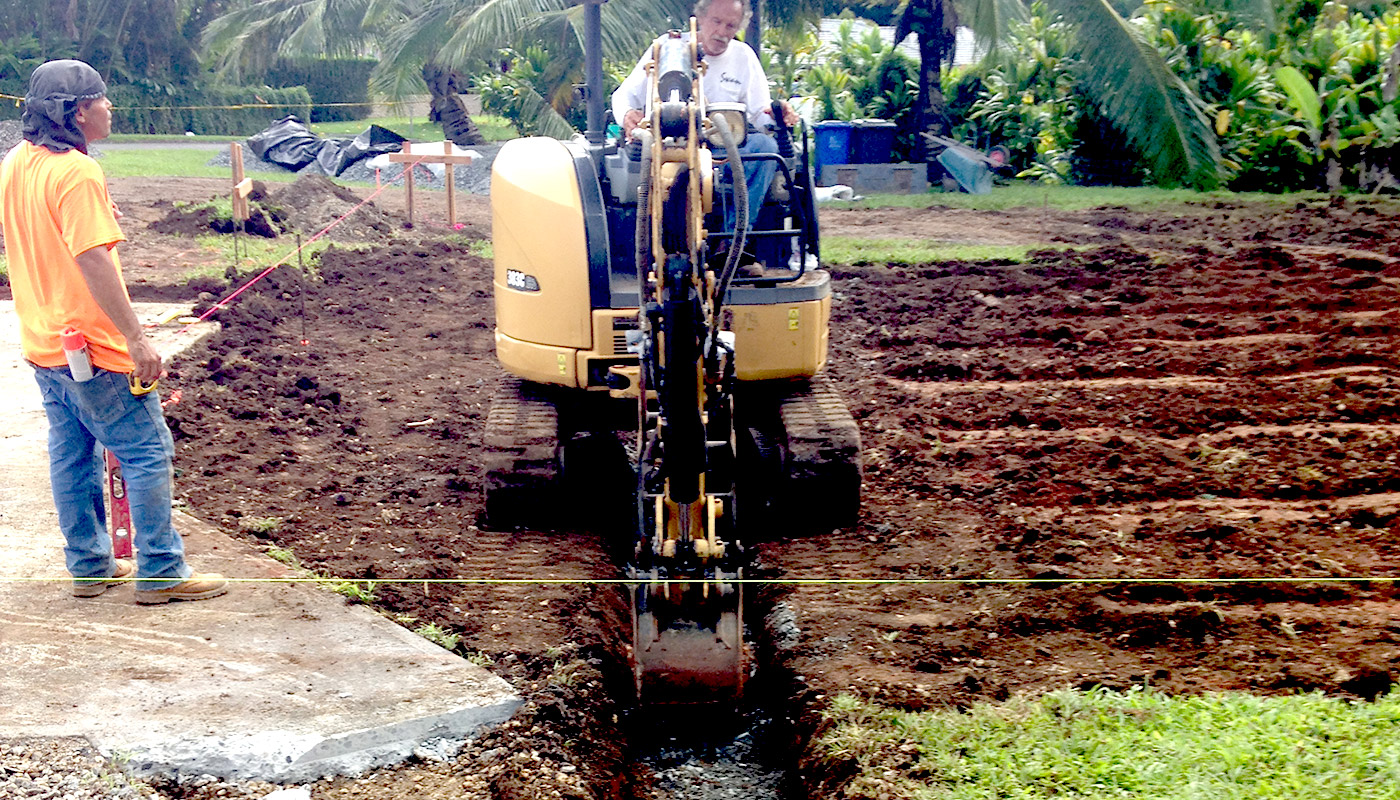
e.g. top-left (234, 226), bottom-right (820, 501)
top-left (849, 119), bottom-right (897, 163)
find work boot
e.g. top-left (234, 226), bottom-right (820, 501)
top-left (71, 558), bottom-right (135, 598)
top-left (134, 573), bottom-right (230, 605)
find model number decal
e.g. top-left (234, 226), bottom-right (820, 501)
top-left (506, 270), bottom-right (540, 292)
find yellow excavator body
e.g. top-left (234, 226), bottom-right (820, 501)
top-left (483, 20), bottom-right (861, 714)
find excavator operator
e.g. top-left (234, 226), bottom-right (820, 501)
top-left (610, 0), bottom-right (800, 232)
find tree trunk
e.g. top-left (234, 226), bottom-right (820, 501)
top-left (423, 63), bottom-right (486, 147)
top-left (744, 0), bottom-right (763, 58)
top-left (914, 38), bottom-right (952, 164)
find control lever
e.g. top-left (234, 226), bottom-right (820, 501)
top-left (771, 100), bottom-right (794, 160)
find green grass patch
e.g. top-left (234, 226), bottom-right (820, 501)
top-left (96, 147), bottom-right (301, 182)
top-left (437, 233), bottom-right (492, 258)
top-left (186, 233), bottom-right (342, 281)
top-left (105, 133), bottom-right (234, 144)
top-left (412, 622), bottom-right (462, 651)
top-left (821, 687), bottom-right (1400, 799)
top-left (822, 237), bottom-right (1053, 266)
top-left (853, 184), bottom-right (1346, 213)
top-left (310, 113), bottom-right (517, 143)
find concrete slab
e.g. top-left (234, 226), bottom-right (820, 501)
top-left (0, 301), bottom-right (520, 782)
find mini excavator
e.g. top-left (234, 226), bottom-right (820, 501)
top-left (485, 2), bottom-right (860, 710)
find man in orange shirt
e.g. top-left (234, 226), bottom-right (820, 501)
top-left (0, 60), bottom-right (227, 603)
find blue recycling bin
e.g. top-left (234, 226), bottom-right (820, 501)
top-left (813, 121), bottom-right (852, 176)
top-left (850, 119), bottom-right (897, 163)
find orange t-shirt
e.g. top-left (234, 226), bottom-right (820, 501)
top-left (0, 141), bottom-right (131, 372)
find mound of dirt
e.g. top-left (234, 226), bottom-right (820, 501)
top-left (149, 183), bottom-right (284, 238)
top-left (269, 173), bottom-right (399, 243)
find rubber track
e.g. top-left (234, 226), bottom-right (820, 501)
top-left (481, 378), bottom-right (563, 530)
top-left (776, 374), bottom-right (863, 530)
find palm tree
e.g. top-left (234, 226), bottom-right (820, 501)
top-left (203, 0), bottom-right (692, 138)
top-left (0, 0), bottom-right (205, 85)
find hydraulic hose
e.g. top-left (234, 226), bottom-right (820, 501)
top-left (707, 111), bottom-right (747, 364)
top-left (634, 131), bottom-right (654, 290)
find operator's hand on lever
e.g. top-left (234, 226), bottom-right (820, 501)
top-left (622, 108), bottom-right (645, 140)
top-left (773, 100), bottom-right (800, 129)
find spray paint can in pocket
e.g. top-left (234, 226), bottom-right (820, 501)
top-left (60, 328), bottom-right (94, 382)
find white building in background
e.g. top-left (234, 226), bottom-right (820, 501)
top-left (816, 19), bottom-right (983, 68)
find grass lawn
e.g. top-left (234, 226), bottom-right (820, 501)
top-left (96, 147), bottom-right (270, 181)
top-left (822, 239), bottom-right (1058, 266)
top-left (848, 183), bottom-right (1366, 212)
top-left (822, 687), bottom-right (1400, 799)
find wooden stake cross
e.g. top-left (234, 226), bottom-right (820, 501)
top-left (230, 142), bottom-right (253, 222)
top-left (387, 141), bottom-right (474, 228)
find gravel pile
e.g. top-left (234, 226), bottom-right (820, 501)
top-left (206, 141), bottom-right (505, 195)
top-left (0, 737), bottom-right (160, 799)
top-left (647, 731), bottom-right (785, 800)
top-left (0, 119), bottom-right (23, 155)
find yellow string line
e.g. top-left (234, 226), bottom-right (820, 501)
top-left (1, 93), bottom-right (427, 111)
top-left (22, 576), bottom-right (1400, 585)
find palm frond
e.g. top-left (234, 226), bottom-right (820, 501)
top-left (282, 1), bottom-right (331, 57)
top-left (1053, 0), bottom-right (1221, 188)
top-left (362, 0), bottom-right (417, 26)
top-left (202, 0), bottom-right (379, 78)
top-left (369, 3), bottom-right (460, 96)
top-left (961, 0), bottom-right (1027, 44)
top-left (432, 0), bottom-right (571, 70)
top-left (594, 0), bottom-right (692, 61)
top-left (510, 81), bottom-right (580, 138)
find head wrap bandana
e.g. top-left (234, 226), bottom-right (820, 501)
top-left (22, 60), bottom-right (108, 154)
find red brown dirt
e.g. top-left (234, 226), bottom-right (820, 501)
top-left (6, 178), bottom-right (1398, 798)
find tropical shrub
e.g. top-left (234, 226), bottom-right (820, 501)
top-left (797, 19), bottom-right (920, 161)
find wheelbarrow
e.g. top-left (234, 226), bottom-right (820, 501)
top-left (923, 134), bottom-right (1010, 195)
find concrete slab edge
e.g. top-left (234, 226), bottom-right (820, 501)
top-left (114, 698), bottom-right (522, 783)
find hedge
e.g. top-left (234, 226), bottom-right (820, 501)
top-left (107, 84), bottom-right (312, 136)
top-left (265, 59), bottom-right (376, 123)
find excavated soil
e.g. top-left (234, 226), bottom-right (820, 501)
top-left (5, 176), bottom-right (1399, 798)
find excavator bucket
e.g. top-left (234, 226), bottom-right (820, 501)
top-left (630, 576), bottom-right (746, 708)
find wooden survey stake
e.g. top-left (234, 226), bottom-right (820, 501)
top-left (388, 141), bottom-right (474, 228)
top-left (230, 142), bottom-right (253, 222)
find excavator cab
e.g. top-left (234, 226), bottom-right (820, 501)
top-left (485, 14), bottom-right (860, 711)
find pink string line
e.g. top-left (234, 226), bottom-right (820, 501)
top-left (166, 158), bottom-right (426, 336)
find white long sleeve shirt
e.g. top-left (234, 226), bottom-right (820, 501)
top-left (611, 35), bottom-right (774, 130)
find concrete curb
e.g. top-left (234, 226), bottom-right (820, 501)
top-left (0, 301), bottom-right (520, 783)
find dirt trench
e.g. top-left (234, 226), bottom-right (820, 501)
top-left (22, 176), bottom-right (1398, 798)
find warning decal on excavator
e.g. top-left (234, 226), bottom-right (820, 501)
top-left (788, 308), bottom-right (801, 330)
top-left (557, 353), bottom-right (568, 375)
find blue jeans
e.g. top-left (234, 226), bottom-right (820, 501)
top-left (32, 365), bottom-right (191, 589)
top-left (722, 132), bottom-right (779, 232)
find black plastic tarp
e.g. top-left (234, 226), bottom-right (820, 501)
top-left (246, 116), bottom-right (408, 176)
